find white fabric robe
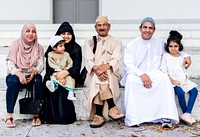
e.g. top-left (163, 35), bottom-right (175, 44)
top-left (160, 53), bottom-right (197, 93)
top-left (120, 37), bottom-right (179, 126)
top-left (83, 34), bottom-right (122, 120)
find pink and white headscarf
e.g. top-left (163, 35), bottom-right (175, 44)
top-left (7, 23), bottom-right (43, 70)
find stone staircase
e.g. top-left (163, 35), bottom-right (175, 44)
top-left (0, 23), bottom-right (200, 120)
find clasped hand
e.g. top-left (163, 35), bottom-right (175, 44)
top-left (93, 64), bottom-right (110, 82)
top-left (53, 70), bottom-right (68, 85)
top-left (17, 70), bottom-right (38, 84)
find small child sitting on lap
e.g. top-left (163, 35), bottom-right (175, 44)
top-left (46, 35), bottom-right (76, 100)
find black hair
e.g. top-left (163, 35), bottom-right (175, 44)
top-left (52, 40), bottom-right (65, 48)
top-left (165, 30), bottom-right (184, 53)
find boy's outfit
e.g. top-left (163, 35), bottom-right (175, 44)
top-left (46, 36), bottom-right (76, 100)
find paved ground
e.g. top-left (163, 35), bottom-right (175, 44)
top-left (0, 118), bottom-right (200, 137)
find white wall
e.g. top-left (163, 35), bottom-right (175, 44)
top-left (0, 0), bottom-right (52, 24)
top-left (0, 0), bottom-right (199, 24)
top-left (100, 0), bottom-right (200, 24)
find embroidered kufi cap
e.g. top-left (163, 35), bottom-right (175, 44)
top-left (95, 16), bottom-right (110, 24)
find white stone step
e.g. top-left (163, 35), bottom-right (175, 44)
top-left (0, 88), bottom-right (199, 121)
top-left (1, 24), bottom-right (200, 47)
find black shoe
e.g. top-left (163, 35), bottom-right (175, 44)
top-left (130, 124), bottom-right (140, 127)
top-left (161, 118), bottom-right (172, 128)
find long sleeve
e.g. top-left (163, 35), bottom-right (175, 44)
top-left (6, 60), bottom-right (21, 75)
top-left (123, 42), bottom-right (145, 77)
top-left (67, 46), bottom-right (82, 79)
top-left (107, 39), bottom-right (122, 73)
top-left (33, 57), bottom-right (44, 73)
top-left (160, 53), bottom-right (169, 74)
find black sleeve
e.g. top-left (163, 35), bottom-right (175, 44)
top-left (68, 47), bottom-right (82, 80)
top-left (44, 46), bottom-right (53, 58)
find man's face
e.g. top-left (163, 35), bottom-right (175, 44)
top-left (95, 21), bottom-right (110, 37)
top-left (140, 22), bottom-right (155, 40)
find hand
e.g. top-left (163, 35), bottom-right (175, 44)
top-left (140, 73), bottom-right (152, 88)
top-left (56, 70), bottom-right (69, 80)
top-left (183, 56), bottom-right (191, 69)
top-left (26, 72), bottom-right (35, 83)
top-left (98, 64), bottom-right (110, 73)
top-left (97, 72), bottom-right (108, 82)
top-left (94, 64), bottom-right (110, 76)
top-left (15, 71), bottom-right (28, 84)
top-left (172, 80), bottom-right (181, 86)
top-left (32, 70), bottom-right (39, 75)
top-left (59, 79), bottom-right (66, 85)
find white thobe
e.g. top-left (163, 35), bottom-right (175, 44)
top-left (120, 37), bottom-right (179, 126)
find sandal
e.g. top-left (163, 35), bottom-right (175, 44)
top-left (32, 116), bottom-right (41, 126)
top-left (5, 117), bottom-right (16, 128)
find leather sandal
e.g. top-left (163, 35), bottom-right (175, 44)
top-left (32, 116), bottom-right (41, 126)
top-left (5, 117), bottom-right (16, 128)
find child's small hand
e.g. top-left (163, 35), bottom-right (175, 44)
top-left (59, 79), bottom-right (66, 85)
top-left (53, 72), bottom-right (58, 77)
top-left (172, 80), bottom-right (181, 86)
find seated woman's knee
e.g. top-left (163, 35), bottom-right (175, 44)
top-left (6, 74), bottom-right (20, 85)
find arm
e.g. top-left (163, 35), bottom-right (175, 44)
top-left (56, 52), bottom-right (73, 80)
top-left (48, 55), bottom-right (62, 71)
top-left (94, 39), bottom-right (122, 74)
top-left (160, 53), bottom-right (180, 86)
top-left (169, 75), bottom-right (180, 86)
top-left (179, 51), bottom-right (191, 69)
top-left (123, 42), bottom-right (152, 88)
top-left (123, 42), bottom-right (144, 77)
top-left (27, 45), bottom-right (44, 82)
top-left (7, 60), bottom-right (27, 84)
top-left (67, 45), bottom-right (82, 79)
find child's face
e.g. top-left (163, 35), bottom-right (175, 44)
top-left (53, 42), bottom-right (65, 54)
top-left (168, 41), bottom-right (179, 56)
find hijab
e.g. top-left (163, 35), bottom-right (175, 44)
top-left (7, 23), bottom-right (43, 70)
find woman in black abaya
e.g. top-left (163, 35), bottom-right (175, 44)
top-left (42, 22), bottom-right (82, 124)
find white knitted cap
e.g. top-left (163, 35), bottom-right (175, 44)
top-left (49, 35), bottom-right (64, 47)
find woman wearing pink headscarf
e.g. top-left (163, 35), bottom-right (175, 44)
top-left (5, 23), bottom-right (44, 127)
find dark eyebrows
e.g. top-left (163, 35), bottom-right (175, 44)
top-left (142, 25), bottom-right (154, 29)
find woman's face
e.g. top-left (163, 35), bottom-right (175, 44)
top-left (24, 27), bottom-right (36, 44)
top-left (60, 32), bottom-right (72, 44)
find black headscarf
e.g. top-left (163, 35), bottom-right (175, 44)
top-left (55, 22), bottom-right (74, 36)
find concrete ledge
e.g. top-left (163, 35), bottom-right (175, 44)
top-left (0, 88), bottom-right (200, 121)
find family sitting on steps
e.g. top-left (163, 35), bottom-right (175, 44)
top-left (4, 16), bottom-right (198, 129)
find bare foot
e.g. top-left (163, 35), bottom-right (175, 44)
top-left (32, 115), bottom-right (41, 126)
top-left (5, 117), bottom-right (16, 128)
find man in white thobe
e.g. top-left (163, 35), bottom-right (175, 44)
top-left (120, 17), bottom-right (191, 128)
